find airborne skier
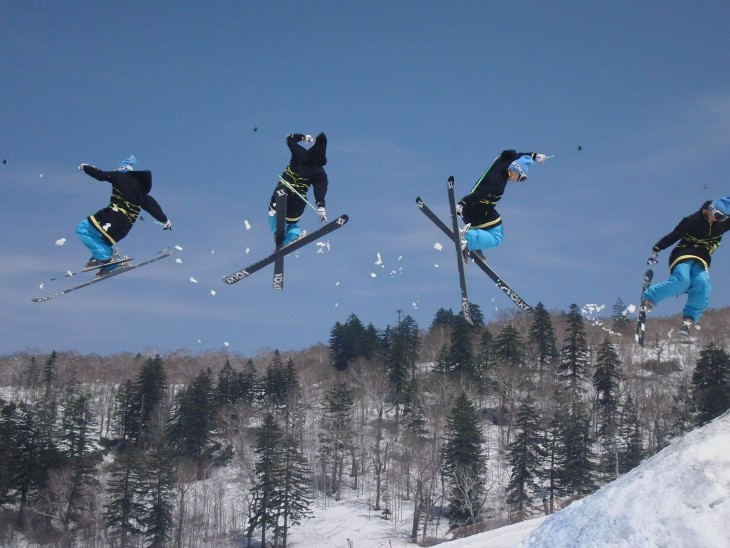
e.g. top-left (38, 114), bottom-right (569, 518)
top-left (456, 149), bottom-right (549, 262)
top-left (76, 155), bottom-right (172, 277)
top-left (268, 132), bottom-right (329, 245)
top-left (643, 197), bottom-right (730, 337)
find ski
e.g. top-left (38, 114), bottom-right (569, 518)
top-left (417, 196), bottom-right (534, 313)
top-left (273, 189), bottom-right (287, 290)
top-left (32, 249), bottom-right (174, 303)
top-left (222, 215), bottom-right (348, 285)
top-left (446, 176), bottom-right (473, 324)
top-left (39, 256), bottom-right (134, 285)
top-left (634, 269), bottom-right (654, 346)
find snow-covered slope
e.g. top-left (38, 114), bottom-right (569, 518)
top-left (447, 411), bottom-right (730, 548)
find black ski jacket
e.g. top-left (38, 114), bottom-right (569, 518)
top-left (81, 165), bottom-right (168, 245)
top-left (653, 200), bottom-right (730, 270)
top-left (278, 133), bottom-right (328, 208)
top-left (458, 150), bottom-right (537, 229)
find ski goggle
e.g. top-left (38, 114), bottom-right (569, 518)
top-left (711, 209), bottom-right (728, 221)
top-left (508, 164), bottom-right (528, 182)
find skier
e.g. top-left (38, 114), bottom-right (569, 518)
top-left (643, 197), bottom-right (730, 337)
top-left (268, 132), bottom-right (329, 245)
top-left (76, 155), bottom-right (172, 277)
top-left (456, 149), bottom-right (549, 262)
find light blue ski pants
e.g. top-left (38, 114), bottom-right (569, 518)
top-left (643, 260), bottom-right (711, 322)
top-left (464, 224), bottom-right (504, 252)
top-left (76, 218), bottom-right (113, 261)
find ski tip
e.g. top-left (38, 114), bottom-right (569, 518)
top-left (448, 175), bottom-right (455, 183)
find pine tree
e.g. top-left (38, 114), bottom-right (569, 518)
top-left (593, 338), bottom-right (623, 440)
top-left (505, 393), bottom-right (546, 521)
top-left (691, 342), bottom-right (730, 426)
top-left (237, 359), bottom-right (260, 406)
top-left (442, 392), bottom-right (487, 528)
top-left (528, 303), bottom-right (559, 382)
top-left (385, 312), bottom-right (419, 419)
top-left (558, 304), bottom-right (590, 399)
top-left (277, 433), bottom-right (313, 547)
top-left (104, 446), bottom-right (147, 545)
top-left (141, 419), bottom-right (176, 548)
top-left (168, 369), bottom-right (215, 478)
top-left (610, 297), bottom-right (631, 332)
top-left (133, 354), bottom-right (168, 447)
top-left (0, 403), bottom-right (20, 505)
top-left (557, 401), bottom-right (596, 497)
top-left (216, 359), bottom-right (238, 407)
top-left (430, 307), bottom-right (455, 329)
top-left (618, 394), bottom-right (644, 473)
top-left (248, 412), bottom-right (284, 548)
top-left (318, 381), bottom-right (354, 500)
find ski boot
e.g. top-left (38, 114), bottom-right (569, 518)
top-left (679, 317), bottom-right (693, 340)
top-left (96, 254), bottom-right (130, 278)
top-left (83, 257), bottom-right (111, 270)
top-left (459, 223), bottom-right (471, 264)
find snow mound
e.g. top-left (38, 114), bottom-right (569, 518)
top-left (522, 412), bottom-right (730, 547)
top-left (447, 413), bottom-right (730, 547)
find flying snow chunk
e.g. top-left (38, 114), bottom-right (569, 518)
top-left (189, 277), bottom-right (198, 284)
top-left (245, 247), bottom-right (250, 254)
top-left (55, 238), bottom-right (66, 246)
top-left (39, 173), bottom-right (44, 178)
top-left (370, 272), bottom-right (377, 278)
top-left (627, 304), bottom-right (637, 314)
top-left (244, 220), bottom-right (252, 230)
top-left (175, 245), bottom-right (183, 251)
top-left (224, 341), bottom-right (229, 347)
top-left (375, 252), bottom-right (384, 266)
top-left (434, 242), bottom-right (443, 251)
top-left (336, 281), bottom-right (340, 286)
top-left (175, 258), bottom-right (182, 264)
top-left (210, 289), bottom-right (216, 296)
top-left (210, 249), bottom-right (215, 254)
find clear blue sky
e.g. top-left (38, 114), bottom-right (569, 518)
top-left (2, 1), bottom-right (729, 356)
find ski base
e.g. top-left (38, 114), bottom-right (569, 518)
top-left (223, 215), bottom-right (348, 285)
top-left (33, 249), bottom-right (173, 302)
top-left (634, 269), bottom-right (654, 347)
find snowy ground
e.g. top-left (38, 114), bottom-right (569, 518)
top-left (289, 412), bottom-right (730, 548)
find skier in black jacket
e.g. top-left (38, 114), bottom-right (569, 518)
top-left (457, 149), bottom-right (549, 262)
top-left (268, 132), bottom-right (328, 244)
top-left (643, 197), bottom-right (730, 336)
top-left (76, 155), bottom-right (172, 276)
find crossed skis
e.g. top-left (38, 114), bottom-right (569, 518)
top-left (417, 176), bottom-right (534, 320)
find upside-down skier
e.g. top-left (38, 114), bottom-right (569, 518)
top-left (76, 155), bottom-right (172, 277)
top-left (643, 197), bottom-right (730, 337)
top-left (268, 133), bottom-right (329, 245)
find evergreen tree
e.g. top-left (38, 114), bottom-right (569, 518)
top-left (133, 354), bottom-right (168, 447)
top-left (528, 303), bottom-right (559, 381)
top-left (505, 393), bottom-right (546, 521)
top-left (277, 433), bottom-right (313, 547)
top-left (618, 394), bottom-right (644, 473)
top-left (328, 314), bottom-right (373, 370)
top-left (168, 369), bottom-right (216, 477)
top-left (474, 329), bottom-right (494, 396)
top-left (104, 446), bottom-right (147, 545)
top-left (442, 392), bottom-right (487, 528)
top-left (385, 312), bottom-right (419, 418)
top-left (237, 359), bottom-right (260, 406)
top-left (0, 403), bottom-right (20, 505)
top-left (493, 325), bottom-right (526, 368)
top-left (593, 338), bottom-right (623, 440)
top-left (610, 297), bottom-right (631, 332)
top-left (691, 342), bottom-right (730, 426)
top-left (141, 422), bottom-right (176, 547)
top-left (558, 304), bottom-right (590, 398)
top-left (216, 359), bottom-right (238, 407)
top-left (430, 307), bottom-right (455, 329)
top-left (248, 412), bottom-right (284, 548)
top-left (557, 402), bottom-right (596, 497)
top-left (318, 381), bottom-right (354, 499)
top-left (445, 315), bottom-right (476, 375)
